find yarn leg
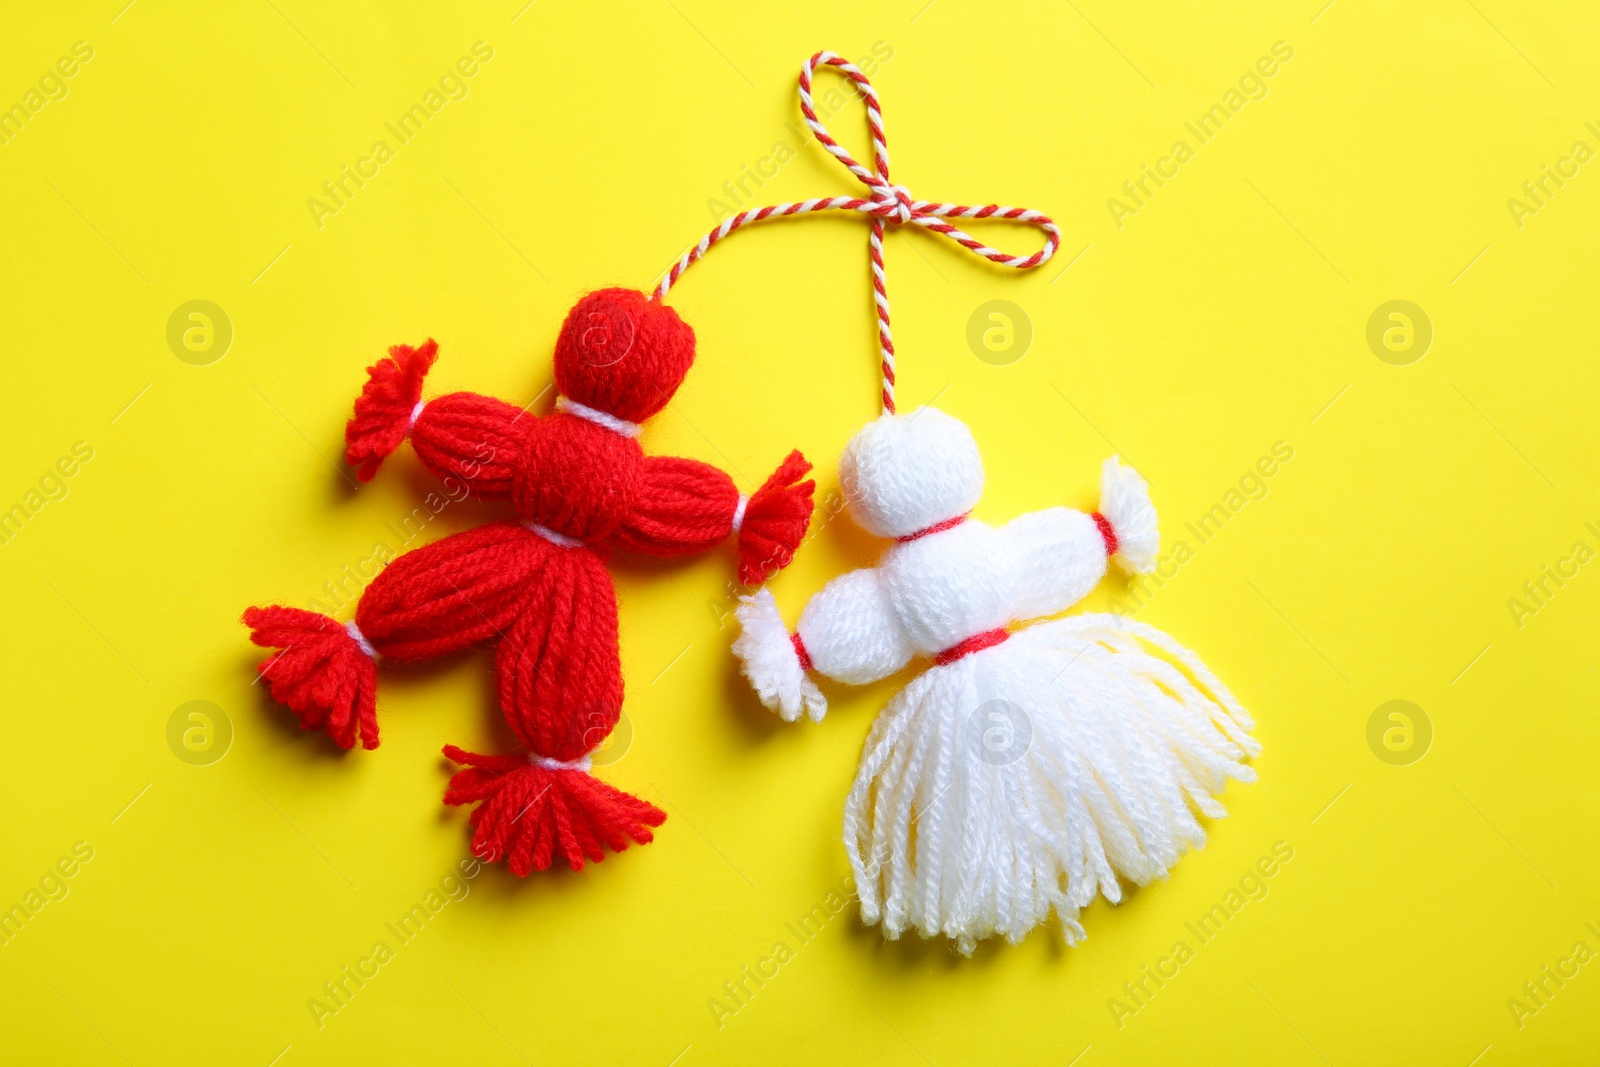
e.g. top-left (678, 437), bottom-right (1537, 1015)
top-left (443, 546), bottom-right (664, 874)
top-left (354, 520), bottom-right (553, 661)
top-left (494, 544), bottom-right (622, 759)
top-left (244, 520), bottom-right (551, 749)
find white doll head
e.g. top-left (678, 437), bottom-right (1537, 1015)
top-left (839, 407), bottom-right (984, 539)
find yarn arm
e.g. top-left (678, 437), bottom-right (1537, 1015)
top-left (344, 339), bottom-right (527, 495)
top-left (734, 567), bottom-right (914, 722)
top-left (609, 451), bottom-right (816, 586)
top-left (608, 455), bottom-right (739, 558)
top-left (1001, 457), bottom-right (1159, 621)
top-left (406, 393), bottom-right (528, 498)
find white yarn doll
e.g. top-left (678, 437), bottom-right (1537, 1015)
top-left (734, 408), bottom-right (1260, 954)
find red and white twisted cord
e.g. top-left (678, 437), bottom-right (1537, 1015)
top-left (654, 50), bottom-right (1060, 414)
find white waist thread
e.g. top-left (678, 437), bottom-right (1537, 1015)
top-left (525, 521), bottom-right (584, 548)
top-left (731, 494), bottom-right (750, 535)
top-left (344, 619), bottom-right (378, 659)
top-left (555, 395), bottom-right (641, 438)
top-left (533, 753), bottom-right (594, 772)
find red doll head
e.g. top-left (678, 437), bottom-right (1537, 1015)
top-left (553, 288), bottom-right (696, 424)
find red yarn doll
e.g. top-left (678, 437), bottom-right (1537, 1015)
top-left (243, 288), bottom-right (815, 874)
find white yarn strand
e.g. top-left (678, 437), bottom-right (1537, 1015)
top-left (730, 494), bottom-right (750, 536)
top-left (532, 752), bottom-right (594, 773)
top-left (555, 395), bottom-right (642, 438)
top-left (525, 521), bottom-right (583, 548)
top-left (344, 619), bottom-right (378, 660)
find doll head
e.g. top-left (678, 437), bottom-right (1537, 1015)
top-left (839, 407), bottom-right (984, 539)
top-left (553, 288), bottom-right (696, 423)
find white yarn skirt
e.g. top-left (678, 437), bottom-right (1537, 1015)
top-left (842, 613), bottom-right (1260, 955)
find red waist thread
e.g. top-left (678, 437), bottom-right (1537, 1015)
top-left (933, 627), bottom-right (1010, 666)
top-left (790, 631), bottom-right (813, 672)
top-left (1091, 511), bottom-right (1118, 557)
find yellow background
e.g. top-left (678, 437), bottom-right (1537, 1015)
top-left (3, 1), bottom-right (1598, 1063)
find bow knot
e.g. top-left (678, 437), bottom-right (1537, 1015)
top-left (869, 182), bottom-right (916, 224)
top-left (656, 50), bottom-right (1060, 416)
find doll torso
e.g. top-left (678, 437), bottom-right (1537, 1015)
top-left (879, 519), bottom-right (1017, 657)
top-left (511, 412), bottom-right (643, 542)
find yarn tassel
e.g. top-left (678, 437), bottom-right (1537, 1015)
top-left (442, 747), bottom-right (666, 873)
top-left (732, 587), bottom-right (826, 722)
top-left (736, 450), bottom-right (815, 585)
top-left (243, 606), bottom-right (378, 750)
top-left (345, 339), bottom-right (438, 481)
top-left (843, 615), bottom-right (1258, 954)
top-left (1098, 456), bottom-right (1158, 574)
